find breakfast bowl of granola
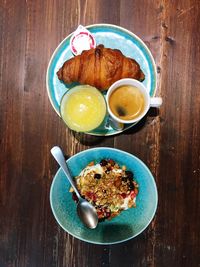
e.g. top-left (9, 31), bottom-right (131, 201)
top-left (50, 147), bottom-right (158, 244)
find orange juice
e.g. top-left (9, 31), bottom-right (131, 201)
top-left (60, 85), bottom-right (106, 132)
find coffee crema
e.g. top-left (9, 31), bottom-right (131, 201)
top-left (109, 85), bottom-right (145, 121)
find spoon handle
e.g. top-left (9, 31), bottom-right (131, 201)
top-left (51, 146), bottom-right (81, 198)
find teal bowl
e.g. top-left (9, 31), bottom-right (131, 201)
top-left (50, 147), bottom-right (158, 245)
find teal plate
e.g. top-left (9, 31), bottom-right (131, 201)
top-left (50, 148), bottom-right (158, 245)
top-left (46, 24), bottom-right (157, 136)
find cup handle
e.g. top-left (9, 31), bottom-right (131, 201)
top-left (108, 116), bottom-right (124, 131)
top-left (150, 97), bottom-right (162, 108)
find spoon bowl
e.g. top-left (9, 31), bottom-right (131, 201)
top-left (77, 199), bottom-right (98, 229)
top-left (51, 146), bottom-right (98, 229)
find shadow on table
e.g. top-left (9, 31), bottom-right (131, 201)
top-left (72, 132), bottom-right (109, 146)
top-left (71, 107), bottom-right (160, 145)
top-left (148, 106), bottom-right (160, 117)
top-left (123, 107), bottom-right (160, 135)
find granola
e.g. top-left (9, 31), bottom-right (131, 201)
top-left (70, 159), bottom-right (139, 221)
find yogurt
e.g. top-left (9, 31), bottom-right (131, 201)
top-left (70, 25), bottom-right (96, 55)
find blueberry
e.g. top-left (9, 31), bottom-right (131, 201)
top-left (72, 193), bottom-right (79, 202)
top-left (100, 159), bottom-right (108, 166)
top-left (94, 173), bottom-right (101, 179)
top-left (122, 177), bottom-right (128, 182)
top-left (125, 170), bottom-right (134, 179)
top-left (129, 182), bottom-right (135, 190)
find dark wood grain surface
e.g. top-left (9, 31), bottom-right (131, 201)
top-left (0, 0), bottom-right (199, 266)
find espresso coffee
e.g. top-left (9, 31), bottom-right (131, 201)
top-left (109, 85), bottom-right (145, 121)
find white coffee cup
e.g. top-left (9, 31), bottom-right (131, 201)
top-left (106, 78), bottom-right (162, 126)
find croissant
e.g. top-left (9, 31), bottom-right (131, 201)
top-left (57, 44), bottom-right (145, 91)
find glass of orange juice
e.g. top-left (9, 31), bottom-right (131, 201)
top-left (60, 85), bottom-right (107, 132)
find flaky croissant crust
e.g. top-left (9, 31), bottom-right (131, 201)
top-left (57, 44), bottom-right (145, 91)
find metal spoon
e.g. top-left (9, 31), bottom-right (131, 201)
top-left (51, 146), bottom-right (98, 229)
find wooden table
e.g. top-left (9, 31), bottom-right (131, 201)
top-left (0, 1), bottom-right (199, 266)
